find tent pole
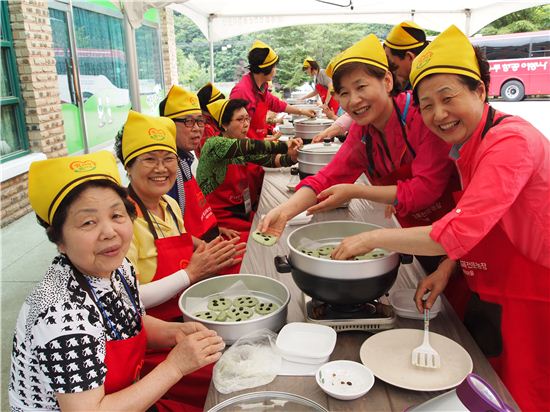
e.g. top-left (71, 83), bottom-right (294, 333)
top-left (464, 8), bottom-right (472, 36)
top-left (208, 14), bottom-right (215, 82)
top-left (123, 12), bottom-right (141, 111)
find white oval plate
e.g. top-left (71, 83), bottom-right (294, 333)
top-left (360, 328), bottom-right (472, 392)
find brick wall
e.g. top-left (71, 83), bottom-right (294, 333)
top-left (159, 8), bottom-right (179, 89)
top-left (2, 0), bottom-right (66, 226)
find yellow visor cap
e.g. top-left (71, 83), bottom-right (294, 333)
top-left (302, 56), bottom-right (315, 68)
top-left (122, 110), bottom-right (177, 166)
top-left (28, 151), bottom-right (121, 225)
top-left (384, 21), bottom-right (426, 50)
top-left (163, 85), bottom-right (201, 119)
top-left (250, 39), bottom-right (279, 68)
top-left (207, 98), bottom-right (230, 127)
top-left (410, 25), bottom-right (481, 90)
top-left (325, 34), bottom-right (389, 78)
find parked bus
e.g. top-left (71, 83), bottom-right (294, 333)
top-left (470, 31), bottom-right (550, 101)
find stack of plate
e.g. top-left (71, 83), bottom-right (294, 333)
top-left (276, 322), bottom-right (337, 376)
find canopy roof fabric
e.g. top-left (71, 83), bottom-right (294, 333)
top-left (170, 0), bottom-right (546, 41)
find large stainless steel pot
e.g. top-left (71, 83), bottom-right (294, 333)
top-left (179, 274), bottom-right (290, 344)
top-left (275, 221), bottom-right (412, 305)
top-left (294, 118), bottom-right (333, 142)
top-left (297, 140), bottom-right (341, 179)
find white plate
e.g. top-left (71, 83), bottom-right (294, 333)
top-left (389, 289), bottom-right (441, 320)
top-left (360, 329), bottom-right (472, 392)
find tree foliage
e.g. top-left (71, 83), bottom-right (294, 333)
top-left (173, 5), bottom-right (549, 91)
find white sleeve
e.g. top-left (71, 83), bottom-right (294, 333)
top-left (138, 269), bottom-right (191, 309)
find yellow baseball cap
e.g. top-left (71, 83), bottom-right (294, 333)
top-left (302, 56), bottom-right (315, 68)
top-left (325, 34), bottom-right (389, 78)
top-left (121, 110), bottom-right (177, 166)
top-left (162, 85), bottom-right (201, 119)
top-left (207, 99), bottom-right (230, 127)
top-left (384, 21), bottom-right (426, 50)
top-left (250, 40), bottom-right (279, 68)
top-left (28, 151), bottom-right (121, 225)
top-left (410, 25), bottom-right (481, 89)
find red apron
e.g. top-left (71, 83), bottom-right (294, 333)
top-left (455, 194), bottom-right (550, 411)
top-left (365, 99), bottom-right (458, 228)
top-left (197, 117), bottom-right (220, 158)
top-left (130, 189), bottom-right (213, 411)
top-left (315, 83), bottom-right (339, 114)
top-left (246, 87), bottom-right (268, 212)
top-left (182, 176), bottom-right (219, 242)
top-left (206, 163), bottom-right (251, 273)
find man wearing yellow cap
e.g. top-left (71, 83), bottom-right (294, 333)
top-left (196, 82), bottom-right (226, 157)
top-left (331, 25), bottom-right (550, 411)
top-left (231, 39), bottom-right (316, 211)
top-left (11, 151), bottom-right (225, 410)
top-left (383, 21), bottom-right (429, 90)
top-left (159, 85), bottom-right (220, 243)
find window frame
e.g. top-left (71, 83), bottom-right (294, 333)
top-left (1, 1), bottom-right (30, 163)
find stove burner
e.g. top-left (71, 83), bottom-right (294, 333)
top-left (308, 298), bottom-right (393, 321)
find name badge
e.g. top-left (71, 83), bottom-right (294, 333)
top-left (243, 187), bottom-right (252, 215)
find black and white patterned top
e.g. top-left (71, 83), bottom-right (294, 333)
top-left (8, 255), bottom-right (145, 411)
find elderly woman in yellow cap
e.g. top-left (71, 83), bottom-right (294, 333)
top-left (159, 85), bottom-right (220, 242)
top-left (10, 151), bottom-right (224, 411)
top-left (300, 56), bottom-right (340, 114)
top-left (196, 98), bottom-right (302, 254)
top-left (332, 25), bottom-right (550, 411)
top-left (114, 111), bottom-right (244, 410)
top-left (231, 39), bottom-right (316, 211)
top-left (196, 82), bottom-right (225, 157)
top-left (383, 21), bottom-right (429, 90)
top-left (259, 34), bottom-right (457, 273)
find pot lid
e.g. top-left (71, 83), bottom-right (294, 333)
top-left (206, 391), bottom-right (328, 412)
top-left (299, 141), bottom-right (342, 154)
top-left (294, 118), bottom-right (333, 125)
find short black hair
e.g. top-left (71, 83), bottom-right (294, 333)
top-left (220, 99), bottom-right (249, 129)
top-left (248, 48), bottom-right (278, 74)
top-left (158, 96), bottom-right (168, 116)
top-left (332, 61), bottom-right (400, 97)
top-left (413, 46), bottom-right (491, 104)
top-left (37, 180), bottom-right (136, 245)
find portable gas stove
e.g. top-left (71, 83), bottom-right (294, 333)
top-left (303, 293), bottom-right (396, 333)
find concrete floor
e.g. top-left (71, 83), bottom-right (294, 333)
top-left (1, 212), bottom-right (57, 410)
top-left (0, 99), bottom-right (547, 410)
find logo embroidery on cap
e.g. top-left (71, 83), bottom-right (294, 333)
top-left (148, 128), bottom-right (166, 141)
top-left (70, 160), bottom-right (97, 173)
top-left (189, 96), bottom-right (198, 105)
top-left (416, 51), bottom-right (433, 70)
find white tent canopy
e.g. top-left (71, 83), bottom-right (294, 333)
top-left (169, 0), bottom-right (546, 41)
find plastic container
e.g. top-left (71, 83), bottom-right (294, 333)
top-left (316, 360), bottom-right (375, 401)
top-left (276, 322), bottom-right (337, 364)
top-left (390, 288), bottom-right (441, 320)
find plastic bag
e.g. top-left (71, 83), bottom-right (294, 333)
top-left (213, 329), bottom-right (281, 394)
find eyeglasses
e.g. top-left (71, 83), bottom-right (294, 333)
top-left (173, 117), bottom-right (206, 128)
top-left (232, 116), bottom-right (251, 124)
top-left (137, 154), bottom-right (178, 169)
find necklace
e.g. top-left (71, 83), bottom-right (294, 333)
top-left (147, 210), bottom-right (167, 238)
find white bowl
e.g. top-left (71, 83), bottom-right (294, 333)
top-left (276, 322), bottom-right (336, 364)
top-left (316, 360), bottom-right (375, 400)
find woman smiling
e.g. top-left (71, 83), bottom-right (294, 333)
top-left (9, 151), bottom-right (224, 411)
top-left (115, 111), bottom-right (244, 410)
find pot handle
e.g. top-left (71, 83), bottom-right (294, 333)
top-left (400, 254), bottom-right (413, 264)
top-left (274, 255), bottom-right (292, 273)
